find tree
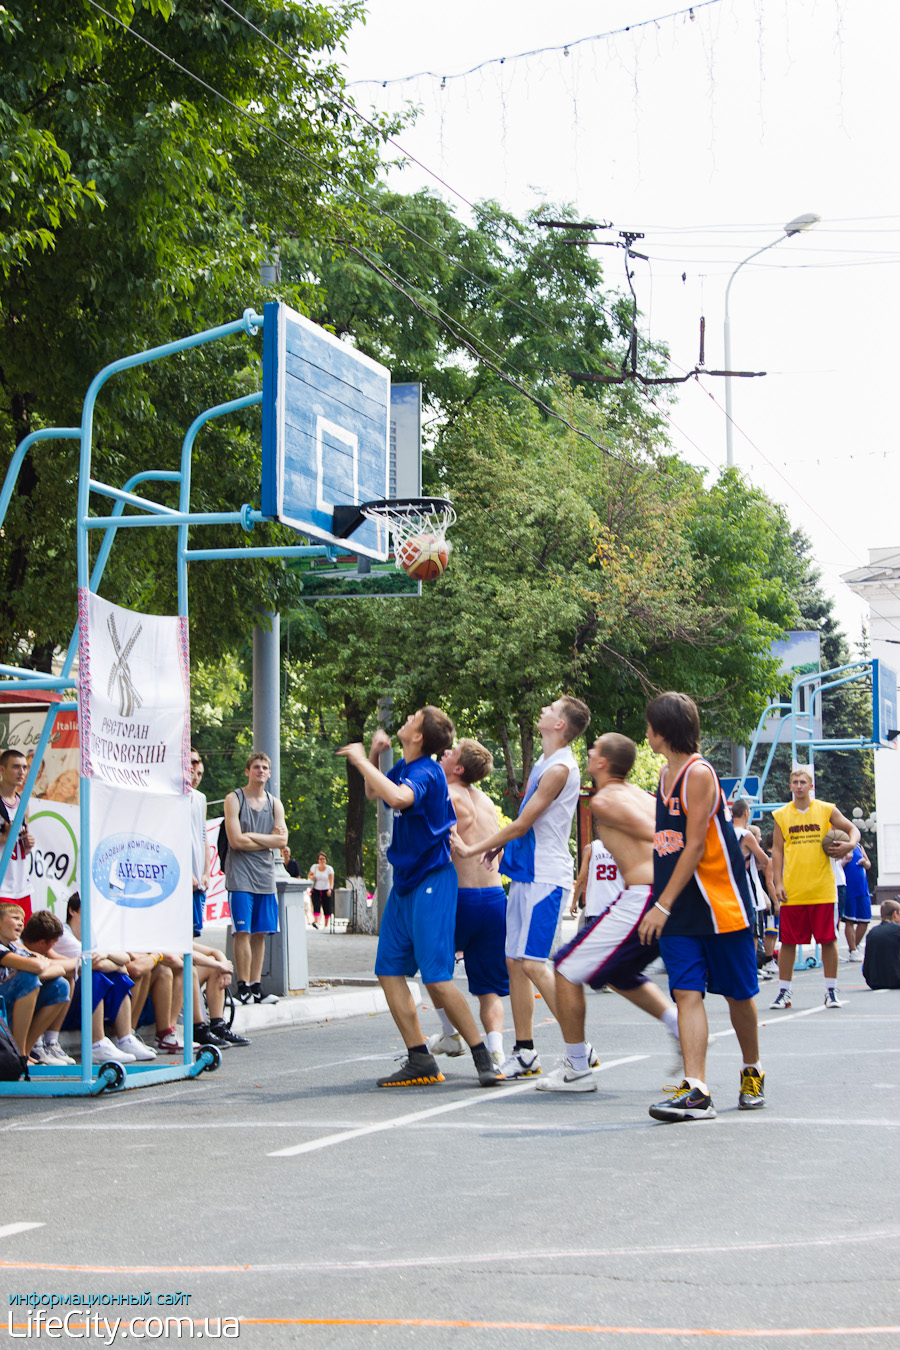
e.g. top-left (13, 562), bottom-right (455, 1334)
top-left (1, 0), bottom-right (400, 667)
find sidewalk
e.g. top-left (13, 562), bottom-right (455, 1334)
top-left (230, 926), bottom-right (409, 1035)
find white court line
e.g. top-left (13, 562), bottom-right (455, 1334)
top-left (712, 1003), bottom-right (829, 1039)
top-left (268, 1054), bottom-right (649, 1158)
top-left (0, 1223), bottom-right (44, 1240)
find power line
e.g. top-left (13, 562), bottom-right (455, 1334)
top-left (346, 1), bottom-right (724, 87)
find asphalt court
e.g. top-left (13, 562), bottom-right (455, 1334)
top-left (2, 967), bottom-right (898, 1349)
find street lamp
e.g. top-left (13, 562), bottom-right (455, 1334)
top-left (723, 212), bottom-right (819, 468)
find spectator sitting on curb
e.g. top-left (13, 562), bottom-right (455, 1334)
top-left (0, 901), bottom-right (70, 1062)
top-left (48, 896), bottom-right (157, 1063)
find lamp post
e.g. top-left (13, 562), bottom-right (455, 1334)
top-left (723, 212), bottom-right (819, 468)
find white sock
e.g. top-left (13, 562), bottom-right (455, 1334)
top-left (565, 1041), bottom-right (590, 1072)
top-left (779, 981), bottom-right (791, 992)
top-left (824, 980), bottom-right (836, 992)
top-left (44, 1031), bottom-right (60, 1047)
top-left (486, 1031), bottom-right (504, 1056)
top-left (436, 1008), bottom-right (456, 1036)
top-left (742, 1062), bottom-right (762, 1073)
top-left (685, 1077), bottom-right (708, 1094)
top-left (661, 1005), bottom-right (679, 1038)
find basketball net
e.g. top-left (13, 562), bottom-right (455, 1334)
top-left (360, 497), bottom-right (456, 571)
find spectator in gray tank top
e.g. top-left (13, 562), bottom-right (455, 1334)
top-left (224, 751), bottom-right (288, 1004)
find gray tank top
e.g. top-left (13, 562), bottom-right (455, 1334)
top-left (224, 788), bottom-right (276, 895)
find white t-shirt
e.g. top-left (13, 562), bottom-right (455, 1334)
top-left (734, 826), bottom-right (766, 912)
top-left (190, 788), bottom-right (208, 884)
top-left (310, 864), bottom-right (334, 891)
top-left (529, 747), bottom-right (581, 888)
top-left (584, 840), bottom-right (620, 918)
top-left (0, 793), bottom-right (31, 899)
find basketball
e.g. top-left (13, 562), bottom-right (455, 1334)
top-left (397, 533), bottom-right (450, 581)
top-left (822, 828), bottom-right (849, 854)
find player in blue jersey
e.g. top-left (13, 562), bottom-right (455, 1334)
top-left (337, 707), bottom-right (502, 1088)
top-left (639, 692), bottom-right (765, 1122)
top-left (453, 695), bottom-right (591, 1079)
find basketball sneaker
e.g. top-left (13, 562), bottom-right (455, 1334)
top-left (535, 1057), bottom-right (597, 1093)
top-left (769, 988), bottom-right (792, 1010)
top-left (498, 1047), bottom-right (541, 1078)
top-left (427, 1032), bottom-right (465, 1057)
top-left (586, 1042), bottom-right (600, 1068)
top-left (377, 1049), bottom-right (444, 1088)
top-left (824, 988), bottom-right (845, 1009)
top-left (471, 1043), bottom-right (504, 1087)
top-left (738, 1067), bottom-right (766, 1110)
top-left (649, 1080), bottom-right (716, 1122)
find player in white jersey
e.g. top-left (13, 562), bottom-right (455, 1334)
top-left (452, 695), bottom-right (591, 1079)
top-left (571, 839), bottom-right (620, 927)
top-left (537, 733), bottom-right (680, 1093)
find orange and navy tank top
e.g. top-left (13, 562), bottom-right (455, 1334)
top-left (654, 756), bottom-right (752, 936)
top-left (772, 798), bottom-right (836, 906)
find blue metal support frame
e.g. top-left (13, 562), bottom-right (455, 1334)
top-left (0, 307), bottom-right (336, 1095)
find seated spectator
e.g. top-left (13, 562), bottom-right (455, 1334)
top-left (43, 897), bottom-right (155, 1064)
top-left (862, 899), bottom-right (900, 990)
top-left (191, 942), bottom-right (250, 1048)
top-left (0, 901), bottom-right (70, 1062)
top-left (127, 948), bottom-right (183, 1054)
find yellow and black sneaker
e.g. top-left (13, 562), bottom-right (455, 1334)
top-left (649, 1080), bottom-right (717, 1122)
top-left (738, 1066), bottom-right (766, 1110)
top-left (377, 1049), bottom-right (445, 1088)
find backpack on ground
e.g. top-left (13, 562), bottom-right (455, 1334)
top-left (0, 1012), bottom-right (27, 1082)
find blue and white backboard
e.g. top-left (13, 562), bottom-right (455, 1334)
top-left (261, 302), bottom-right (391, 559)
top-left (873, 659), bottom-right (898, 747)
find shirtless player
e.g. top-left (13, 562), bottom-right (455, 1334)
top-left (427, 739), bottom-right (509, 1068)
top-left (536, 732), bottom-right (679, 1093)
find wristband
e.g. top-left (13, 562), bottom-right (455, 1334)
top-left (654, 902), bottom-right (671, 916)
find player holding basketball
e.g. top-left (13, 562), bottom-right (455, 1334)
top-left (337, 709), bottom-right (502, 1088)
top-left (426, 739), bottom-right (509, 1068)
top-left (536, 732), bottom-right (680, 1092)
top-left (769, 763), bottom-right (859, 1010)
top-left (452, 695), bottom-right (591, 1079)
top-left (638, 692), bottom-right (765, 1122)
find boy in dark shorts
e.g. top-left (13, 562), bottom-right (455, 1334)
top-left (639, 692), bottom-right (765, 1122)
top-left (337, 708), bottom-right (502, 1088)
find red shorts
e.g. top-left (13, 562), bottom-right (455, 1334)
top-left (0, 895), bottom-right (32, 921)
top-left (780, 902), bottom-right (836, 946)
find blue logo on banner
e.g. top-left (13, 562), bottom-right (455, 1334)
top-left (91, 834), bottom-right (180, 908)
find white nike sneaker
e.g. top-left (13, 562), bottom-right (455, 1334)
top-left (427, 1032), bottom-right (466, 1057)
top-left (535, 1057), bottom-right (597, 1093)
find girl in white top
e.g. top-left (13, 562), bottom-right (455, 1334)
top-left (307, 852), bottom-right (335, 930)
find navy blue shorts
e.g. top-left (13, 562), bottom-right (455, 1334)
top-left (230, 891), bottom-right (279, 934)
top-left (455, 887), bottom-right (509, 996)
top-left (555, 886), bottom-right (656, 991)
top-left (375, 863), bottom-right (457, 985)
top-left (660, 928), bottom-right (759, 1002)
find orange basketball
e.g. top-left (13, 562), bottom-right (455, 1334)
top-left (397, 533), bottom-right (450, 581)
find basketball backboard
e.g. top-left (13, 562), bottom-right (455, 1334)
top-left (873, 658), bottom-right (898, 747)
top-left (261, 301), bottom-right (391, 560)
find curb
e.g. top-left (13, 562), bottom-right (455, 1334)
top-left (230, 980), bottom-right (421, 1034)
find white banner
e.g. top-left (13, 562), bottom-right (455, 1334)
top-left (88, 781), bottom-right (192, 952)
top-left (78, 590), bottom-right (190, 796)
top-left (26, 800), bottom-right (80, 916)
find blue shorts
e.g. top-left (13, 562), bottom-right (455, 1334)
top-left (62, 970), bottom-right (134, 1031)
top-left (506, 882), bottom-right (566, 962)
top-left (230, 891), bottom-right (279, 934)
top-left (375, 863), bottom-right (457, 985)
top-left (1, 970), bottom-right (69, 1011)
top-left (455, 887), bottom-right (509, 996)
top-left (659, 929), bottom-right (759, 1002)
top-left (842, 889), bottom-right (871, 924)
top-left (193, 889), bottom-right (206, 937)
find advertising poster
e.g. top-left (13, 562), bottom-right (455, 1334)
top-left (77, 590), bottom-right (191, 795)
top-left (0, 702), bottom-right (80, 805)
top-left (88, 780), bottom-right (192, 952)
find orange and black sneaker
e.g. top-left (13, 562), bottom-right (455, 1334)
top-left (377, 1049), bottom-right (445, 1088)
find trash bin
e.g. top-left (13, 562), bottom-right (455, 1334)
top-left (334, 887), bottom-right (352, 922)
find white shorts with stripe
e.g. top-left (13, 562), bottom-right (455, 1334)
top-left (554, 885), bottom-right (655, 989)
